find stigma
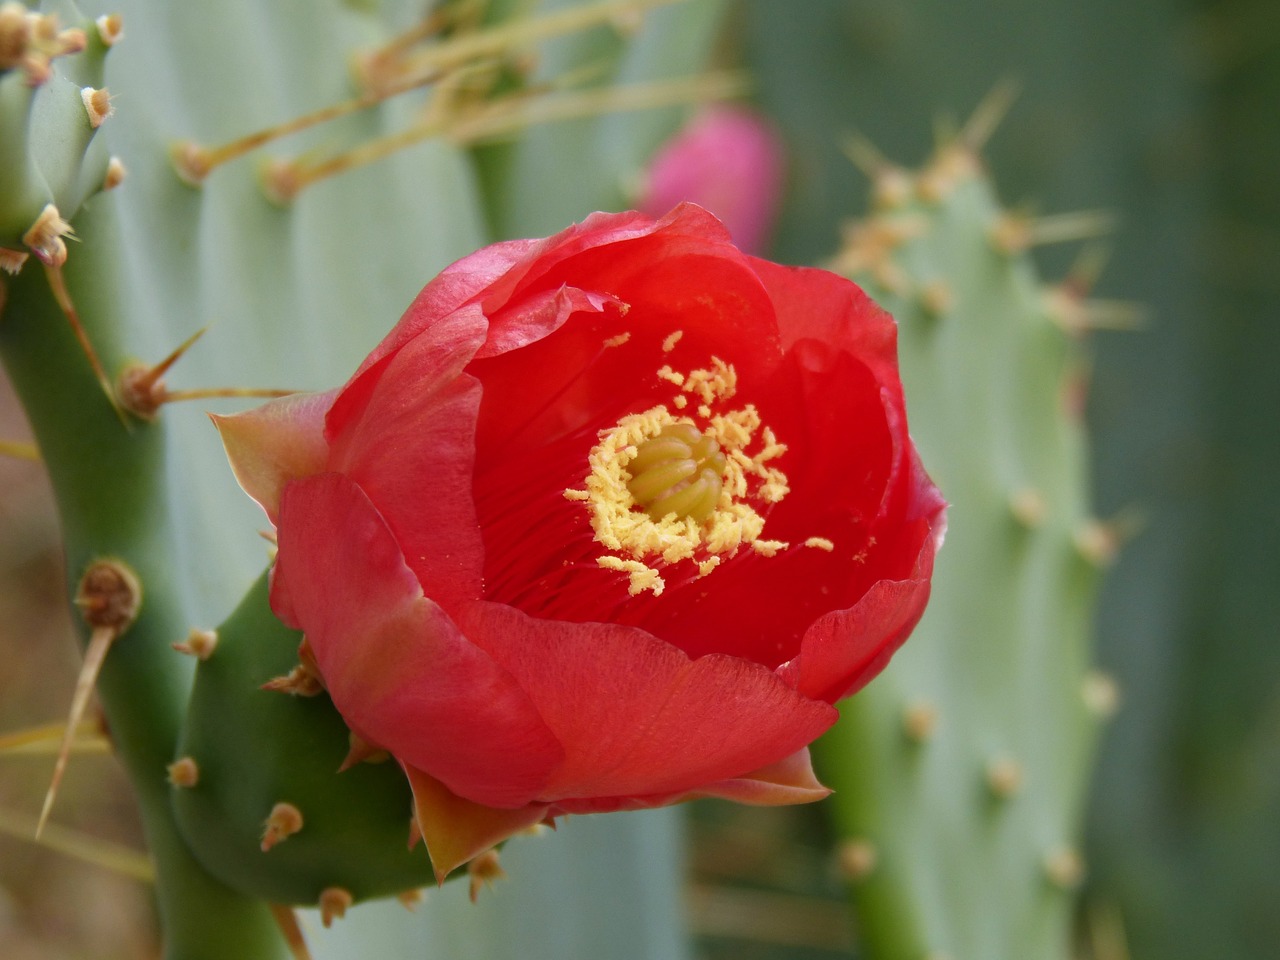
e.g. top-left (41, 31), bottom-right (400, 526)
top-left (625, 423), bottom-right (727, 523)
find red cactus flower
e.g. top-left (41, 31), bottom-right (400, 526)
top-left (638, 107), bottom-right (785, 255)
top-left (215, 204), bottom-right (945, 881)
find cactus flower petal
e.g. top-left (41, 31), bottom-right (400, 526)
top-left (212, 388), bottom-right (338, 524)
top-left (274, 472), bottom-right (563, 808)
top-left (221, 205), bottom-right (945, 877)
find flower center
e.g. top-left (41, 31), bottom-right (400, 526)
top-left (564, 344), bottom-right (801, 598)
top-left (625, 423), bottom-right (727, 523)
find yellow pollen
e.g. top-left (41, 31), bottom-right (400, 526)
top-left (662, 330), bottom-right (683, 352)
top-left (567, 355), bottom-right (801, 593)
top-left (805, 537), bottom-right (835, 552)
top-left (656, 365), bottom-right (684, 387)
top-left (603, 332), bottom-right (631, 348)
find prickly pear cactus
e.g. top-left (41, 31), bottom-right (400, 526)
top-left (0, 0), bottom-right (724, 956)
top-left (816, 107), bottom-right (1115, 960)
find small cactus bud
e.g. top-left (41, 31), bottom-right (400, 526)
top-left (338, 730), bottom-right (390, 771)
top-left (397, 888), bottom-right (424, 911)
top-left (260, 802), bottom-right (304, 852)
top-left (167, 756), bottom-right (199, 788)
top-left (318, 887), bottom-right (354, 927)
top-left (75, 559), bottom-right (142, 632)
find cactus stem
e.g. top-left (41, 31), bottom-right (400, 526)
top-left (166, 756), bottom-right (199, 788)
top-left (267, 903), bottom-right (313, 960)
top-left (0, 804), bottom-right (154, 880)
top-left (959, 77), bottom-right (1019, 153)
top-left (467, 848), bottom-right (506, 902)
top-left (984, 755), bottom-right (1024, 799)
top-left (0, 436), bottom-right (39, 460)
top-left (837, 838), bottom-right (878, 881)
top-left (36, 559), bottom-right (142, 838)
top-left (0, 720), bottom-right (107, 755)
top-left (397, 888), bottom-right (424, 911)
top-left (260, 801), bottom-right (305, 852)
top-left (79, 85), bottom-right (113, 128)
top-left (102, 155), bottom-right (126, 190)
top-left (318, 886), bottom-right (354, 927)
top-left (94, 14), bottom-right (123, 48)
top-left (171, 627), bottom-right (218, 660)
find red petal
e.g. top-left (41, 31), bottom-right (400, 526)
top-left (211, 389), bottom-right (337, 524)
top-left (273, 473), bottom-right (563, 807)
top-left (402, 765), bottom-right (550, 883)
top-left (456, 601), bottom-right (837, 803)
top-left (325, 307), bottom-right (489, 612)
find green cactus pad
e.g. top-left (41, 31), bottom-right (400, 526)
top-left (173, 570), bottom-right (439, 906)
top-left (816, 139), bottom-right (1107, 960)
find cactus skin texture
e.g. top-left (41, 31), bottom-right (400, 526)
top-left (816, 132), bottom-right (1108, 960)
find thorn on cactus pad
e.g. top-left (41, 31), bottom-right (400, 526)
top-left (338, 731), bottom-right (390, 772)
top-left (318, 887), bottom-right (354, 928)
top-left (1042, 846), bottom-right (1085, 890)
top-left (263, 638), bottom-right (325, 696)
top-left (23, 205), bottom-right (74, 267)
top-left (1073, 519), bottom-right (1122, 568)
top-left (836, 838), bottom-right (878, 881)
top-left (397, 888), bottom-right (424, 911)
top-left (990, 209), bottom-right (1116, 255)
top-left (166, 757), bottom-right (199, 788)
top-left (37, 559), bottom-right (142, 838)
top-left (1082, 671), bottom-right (1121, 718)
top-left (901, 701), bottom-right (939, 743)
top-left (0, 438), bottom-right (39, 461)
top-left (960, 77), bottom-right (1019, 153)
top-left (80, 86), bottom-right (114, 128)
top-left (103, 156), bottom-right (127, 191)
top-left (1009, 488), bottom-right (1048, 529)
top-left (0, 248), bottom-right (29, 275)
top-left (94, 14), bottom-right (123, 47)
top-left (267, 904), bottom-right (313, 960)
top-left (171, 627), bottom-right (218, 661)
top-left (468, 849), bottom-right (506, 903)
top-left (985, 755), bottom-right (1024, 799)
top-left (261, 802), bottom-right (304, 852)
top-left (169, 141), bottom-right (212, 187)
top-left (919, 280), bottom-right (953, 317)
